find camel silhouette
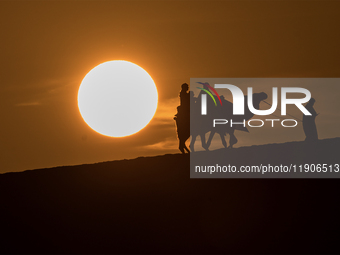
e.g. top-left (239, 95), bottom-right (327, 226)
top-left (175, 89), bottom-right (267, 153)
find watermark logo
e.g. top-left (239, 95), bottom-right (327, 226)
top-left (196, 82), bottom-right (223, 108)
top-left (200, 84), bottom-right (312, 116)
top-left (189, 78), bottom-right (339, 179)
top-left (197, 83), bottom-right (312, 128)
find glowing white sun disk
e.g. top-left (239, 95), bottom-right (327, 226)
top-left (78, 60), bottom-right (158, 137)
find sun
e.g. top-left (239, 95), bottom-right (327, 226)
top-left (78, 60), bottom-right (158, 137)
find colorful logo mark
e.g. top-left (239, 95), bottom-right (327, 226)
top-left (196, 82), bottom-right (222, 106)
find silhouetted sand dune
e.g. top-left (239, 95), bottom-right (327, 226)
top-left (0, 138), bottom-right (339, 254)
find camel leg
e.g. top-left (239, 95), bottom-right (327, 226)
top-left (200, 134), bottom-right (207, 151)
top-left (205, 131), bottom-right (215, 151)
top-left (228, 129), bottom-right (238, 149)
top-left (190, 135), bottom-right (196, 152)
top-left (183, 143), bottom-right (190, 153)
top-left (179, 139), bottom-right (190, 154)
top-left (219, 132), bottom-right (227, 148)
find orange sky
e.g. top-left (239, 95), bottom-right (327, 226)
top-left (1, 1), bottom-right (340, 173)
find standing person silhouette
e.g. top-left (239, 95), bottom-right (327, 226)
top-left (303, 98), bottom-right (318, 142)
top-left (179, 83), bottom-right (190, 108)
top-left (174, 83), bottom-right (190, 153)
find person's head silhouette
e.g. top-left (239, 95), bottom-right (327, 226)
top-left (202, 82), bottom-right (209, 90)
top-left (259, 92), bottom-right (268, 101)
top-left (181, 83), bottom-right (189, 92)
top-left (196, 82), bottom-right (210, 91)
top-left (252, 92), bottom-right (267, 102)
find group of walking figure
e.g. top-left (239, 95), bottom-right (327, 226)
top-left (174, 83), bottom-right (318, 154)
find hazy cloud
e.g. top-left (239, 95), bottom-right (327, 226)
top-left (153, 97), bottom-right (179, 120)
top-left (15, 101), bottom-right (41, 107)
top-left (141, 138), bottom-right (179, 152)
